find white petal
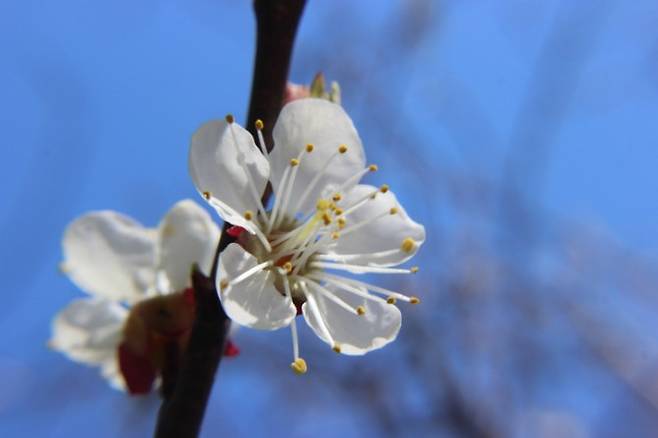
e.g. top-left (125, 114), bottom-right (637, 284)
top-left (100, 357), bottom-right (126, 391)
top-left (62, 211), bottom-right (158, 302)
top-left (270, 99), bottom-right (365, 215)
top-left (189, 119), bottom-right (269, 230)
top-left (330, 185), bottom-right (425, 266)
top-left (218, 243), bottom-right (295, 330)
top-left (50, 297), bottom-right (126, 365)
top-left (158, 199), bottom-right (220, 292)
top-left (302, 284), bottom-right (401, 355)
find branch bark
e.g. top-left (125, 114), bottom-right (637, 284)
top-left (154, 1), bottom-right (306, 437)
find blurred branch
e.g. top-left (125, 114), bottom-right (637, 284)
top-left (154, 1), bottom-right (306, 437)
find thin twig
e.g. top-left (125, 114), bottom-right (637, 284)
top-left (154, 1), bottom-right (306, 437)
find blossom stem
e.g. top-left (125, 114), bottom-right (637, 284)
top-left (154, 1), bottom-right (307, 437)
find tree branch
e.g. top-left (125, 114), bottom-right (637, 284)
top-left (154, 1), bottom-right (306, 437)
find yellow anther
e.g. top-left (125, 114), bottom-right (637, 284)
top-left (283, 262), bottom-right (293, 273)
top-left (244, 211), bottom-right (253, 220)
top-left (338, 144), bottom-right (348, 154)
top-left (225, 114), bottom-right (234, 124)
top-left (332, 193), bottom-right (342, 202)
top-left (290, 358), bottom-right (308, 374)
top-left (306, 143), bottom-right (314, 152)
top-left (410, 266), bottom-right (419, 274)
top-left (329, 202), bottom-right (337, 211)
top-left (332, 344), bottom-right (342, 354)
top-left (337, 217), bottom-right (346, 229)
top-left (401, 237), bottom-right (416, 253)
top-left (380, 184), bottom-right (389, 193)
top-left (410, 296), bottom-right (421, 304)
top-left (202, 191), bottom-right (211, 200)
top-left (316, 199), bottom-right (331, 211)
top-left (331, 231), bottom-right (340, 240)
top-left (322, 213), bottom-right (333, 225)
top-left (219, 280), bottom-right (229, 291)
top-left (356, 306), bottom-right (366, 316)
top-left (290, 158), bottom-right (300, 166)
top-left (386, 296), bottom-right (397, 304)
top-left (368, 164), bottom-right (378, 172)
top-left (255, 119), bottom-right (264, 130)
top-left (389, 207), bottom-right (399, 215)
top-left (334, 208), bottom-right (344, 216)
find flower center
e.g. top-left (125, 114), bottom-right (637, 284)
top-left (237, 202), bottom-right (336, 301)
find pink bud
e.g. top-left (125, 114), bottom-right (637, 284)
top-left (284, 82), bottom-right (311, 104)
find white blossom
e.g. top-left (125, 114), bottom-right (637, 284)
top-left (49, 200), bottom-right (220, 389)
top-left (189, 98), bottom-right (425, 373)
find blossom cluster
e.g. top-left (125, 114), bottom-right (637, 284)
top-left (51, 96), bottom-right (424, 390)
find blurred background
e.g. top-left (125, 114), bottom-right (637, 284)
top-left (2, 0), bottom-right (658, 436)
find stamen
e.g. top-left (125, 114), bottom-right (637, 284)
top-left (207, 196), bottom-right (268, 250)
top-left (306, 143), bottom-right (314, 153)
top-left (356, 306), bottom-right (366, 315)
top-left (309, 261), bottom-right (417, 275)
top-left (203, 191), bottom-right (211, 200)
top-left (336, 166), bottom-right (374, 194)
top-left (333, 345), bottom-right (342, 354)
top-left (269, 215), bottom-right (318, 247)
top-left (300, 283), bottom-right (337, 350)
top-left (315, 271), bottom-right (416, 302)
top-left (313, 247), bottom-right (402, 263)
top-left (291, 229), bottom-right (335, 275)
top-left (322, 212), bottom-right (333, 226)
top-left (275, 147), bottom-right (309, 228)
top-left (226, 260), bottom-right (273, 288)
top-left (380, 184), bottom-right (389, 193)
top-left (291, 151), bottom-right (342, 215)
top-left (291, 358), bottom-right (307, 374)
top-left (368, 164), bottom-right (378, 172)
top-left (338, 144), bottom-right (348, 154)
top-left (276, 218), bottom-right (321, 259)
top-left (341, 188), bottom-right (380, 216)
top-left (253, 226), bottom-right (273, 252)
top-left (255, 119), bottom-right (269, 161)
top-left (386, 296), bottom-right (397, 304)
top-left (225, 114), bottom-right (234, 124)
top-left (283, 278), bottom-right (302, 363)
top-left (306, 272), bottom-right (387, 305)
top-left (332, 193), bottom-right (342, 202)
top-left (316, 199), bottom-right (332, 211)
top-left (410, 296), bottom-right (421, 304)
top-left (303, 278), bottom-right (362, 316)
top-left (267, 164), bottom-right (292, 233)
top-left (244, 210), bottom-right (253, 221)
top-left (401, 237), bottom-right (416, 253)
top-left (339, 208), bottom-right (395, 236)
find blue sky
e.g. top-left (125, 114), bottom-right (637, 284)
top-left (1, 0), bottom-right (657, 436)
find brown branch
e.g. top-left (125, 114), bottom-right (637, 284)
top-left (154, 1), bottom-right (306, 437)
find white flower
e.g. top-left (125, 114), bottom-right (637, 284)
top-left (49, 200), bottom-right (220, 391)
top-left (189, 98), bottom-right (425, 373)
